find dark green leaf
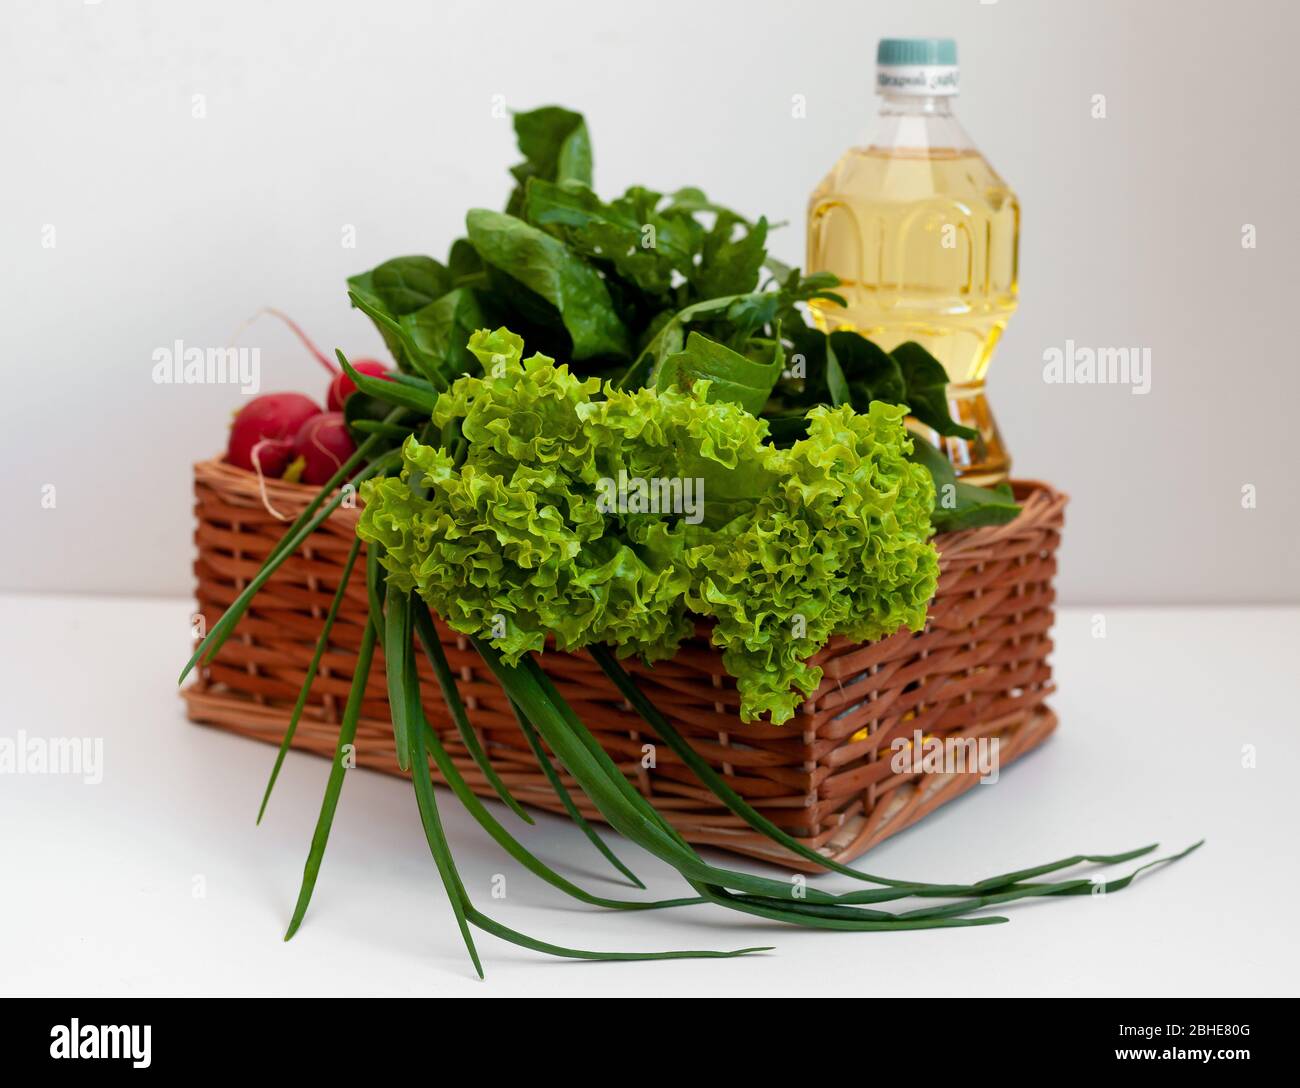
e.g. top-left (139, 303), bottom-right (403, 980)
top-left (466, 209), bottom-right (631, 360)
top-left (348, 256), bottom-right (453, 372)
top-left (506, 106), bottom-right (593, 216)
top-left (659, 187), bottom-right (752, 225)
top-left (417, 707), bottom-right (698, 910)
top-left (448, 238), bottom-right (484, 282)
top-left (348, 418), bottom-right (414, 440)
top-left (345, 289), bottom-right (480, 391)
top-left (406, 678), bottom-right (484, 978)
top-left (694, 215), bottom-right (768, 298)
top-left (405, 287), bottom-right (485, 381)
top-left (908, 437), bottom-right (1022, 532)
top-left (411, 600), bottom-right (535, 824)
top-left (508, 698), bottom-right (645, 888)
top-left (348, 256), bottom-right (451, 316)
top-left (383, 590), bottom-right (414, 772)
top-left (466, 907), bottom-right (768, 961)
top-left (831, 330), bottom-right (906, 406)
top-left (892, 340), bottom-right (979, 439)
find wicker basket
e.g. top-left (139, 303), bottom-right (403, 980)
top-left (184, 458), bottom-right (1066, 871)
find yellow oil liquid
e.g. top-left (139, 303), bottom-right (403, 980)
top-left (807, 147), bottom-right (1019, 483)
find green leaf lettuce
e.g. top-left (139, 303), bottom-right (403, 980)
top-left (358, 328), bottom-right (938, 724)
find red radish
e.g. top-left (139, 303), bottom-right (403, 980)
top-left (227, 392), bottom-right (322, 476)
top-left (259, 307), bottom-right (392, 410)
top-left (327, 358), bottom-right (391, 412)
top-left (289, 411), bottom-right (357, 485)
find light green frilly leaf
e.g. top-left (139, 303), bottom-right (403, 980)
top-left (357, 328), bottom-right (938, 723)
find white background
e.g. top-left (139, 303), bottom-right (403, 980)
top-left (2, 0), bottom-right (1298, 603)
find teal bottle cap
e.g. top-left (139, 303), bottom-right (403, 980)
top-left (877, 39), bottom-right (957, 66)
top-left (877, 38), bottom-right (959, 95)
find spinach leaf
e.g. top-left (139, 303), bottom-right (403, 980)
top-left (405, 287), bottom-right (486, 381)
top-left (347, 256), bottom-right (454, 371)
top-left (347, 256), bottom-right (451, 314)
top-left (908, 438), bottom-right (1021, 532)
top-left (506, 106), bottom-right (593, 216)
top-left (447, 238), bottom-right (484, 282)
top-left (788, 331), bottom-right (974, 441)
top-left (833, 331), bottom-right (906, 406)
top-left (822, 336), bottom-right (851, 407)
top-left (892, 340), bottom-right (979, 439)
top-left (660, 187), bottom-right (753, 223)
top-left (788, 327), bottom-right (900, 410)
top-left (466, 208), bottom-right (631, 360)
top-left (346, 286), bottom-right (486, 389)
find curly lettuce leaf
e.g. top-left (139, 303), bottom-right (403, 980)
top-left (357, 328), bottom-right (938, 724)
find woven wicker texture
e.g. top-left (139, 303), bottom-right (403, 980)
top-left (184, 458), bottom-right (1066, 870)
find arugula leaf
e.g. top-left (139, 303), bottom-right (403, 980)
top-left (466, 208), bottom-right (632, 360)
top-left (523, 180), bottom-right (690, 295)
top-left (694, 214), bottom-right (768, 299)
top-left (656, 330), bottom-right (782, 415)
top-left (659, 186), bottom-right (753, 223)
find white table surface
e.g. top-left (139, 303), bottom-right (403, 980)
top-left (1, 594), bottom-right (1296, 997)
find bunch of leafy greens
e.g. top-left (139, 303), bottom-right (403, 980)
top-left (358, 328), bottom-right (937, 724)
top-left (343, 105), bottom-right (1015, 532)
top-left (179, 106), bottom-right (1199, 976)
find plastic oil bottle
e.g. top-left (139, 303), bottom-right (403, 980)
top-left (806, 38), bottom-right (1019, 484)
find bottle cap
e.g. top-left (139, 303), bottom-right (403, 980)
top-left (877, 38), bottom-right (959, 96)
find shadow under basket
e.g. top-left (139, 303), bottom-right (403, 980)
top-left (184, 458), bottom-right (1067, 872)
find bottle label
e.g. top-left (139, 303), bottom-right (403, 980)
top-left (877, 65), bottom-right (959, 95)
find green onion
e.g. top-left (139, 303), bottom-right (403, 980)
top-left (509, 697), bottom-right (645, 889)
top-left (412, 599), bottom-right (534, 825)
top-left (284, 616), bottom-right (378, 941)
top-left (257, 536), bottom-right (363, 825)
